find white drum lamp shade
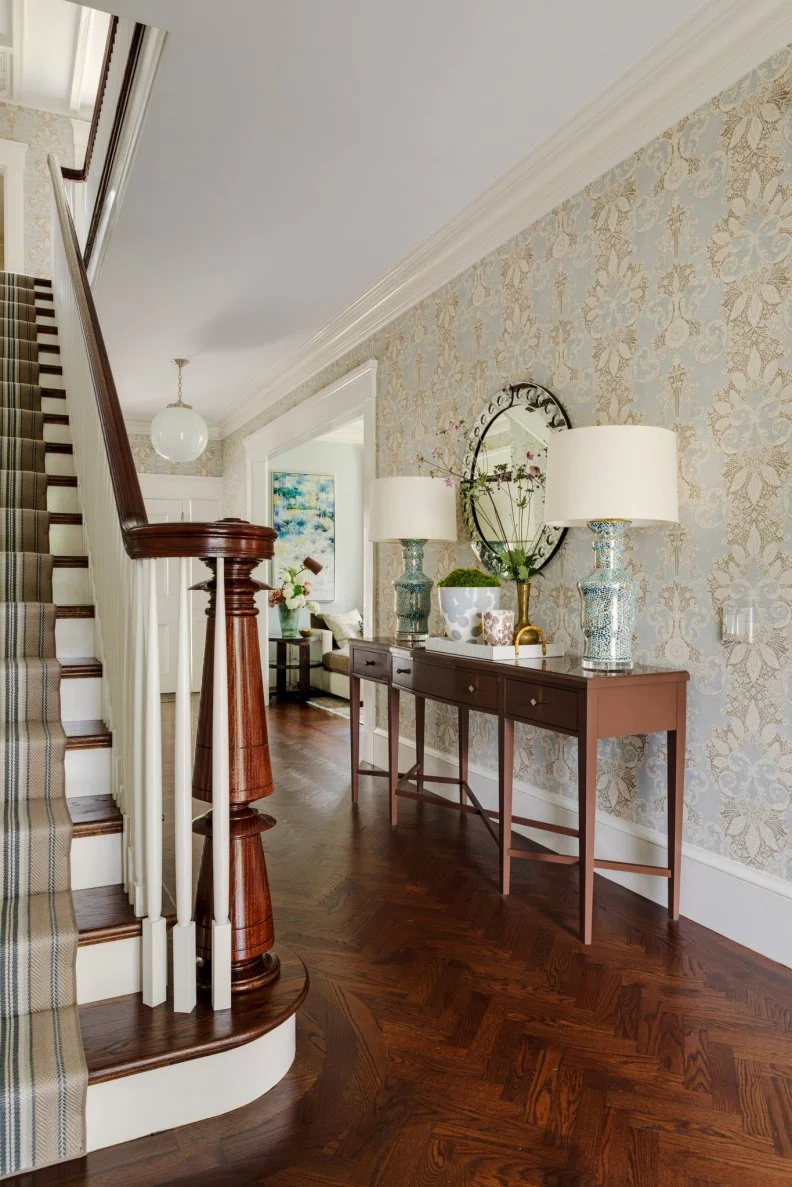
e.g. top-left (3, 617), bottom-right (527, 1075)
top-left (544, 425), bottom-right (679, 527)
top-left (369, 476), bottom-right (457, 541)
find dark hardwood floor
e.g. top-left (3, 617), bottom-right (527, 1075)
top-left (21, 701), bottom-right (792, 1186)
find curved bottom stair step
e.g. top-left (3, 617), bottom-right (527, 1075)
top-left (80, 949), bottom-right (309, 1152)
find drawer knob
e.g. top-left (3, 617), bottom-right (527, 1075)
top-left (468, 684), bottom-right (475, 693)
top-left (530, 698), bottom-right (537, 707)
top-left (364, 660), bottom-right (375, 666)
top-left (396, 667), bottom-right (411, 675)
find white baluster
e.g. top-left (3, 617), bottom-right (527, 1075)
top-left (173, 556), bottom-right (197, 1012)
top-left (142, 556), bottom-right (167, 1007)
top-left (211, 556), bottom-right (232, 1011)
top-left (131, 560), bottom-right (145, 917)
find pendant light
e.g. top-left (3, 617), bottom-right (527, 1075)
top-left (150, 358), bottom-right (209, 463)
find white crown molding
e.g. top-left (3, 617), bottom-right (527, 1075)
top-left (124, 415), bottom-right (221, 441)
top-left (219, 0), bottom-right (792, 439)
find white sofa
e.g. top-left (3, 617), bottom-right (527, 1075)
top-left (309, 629), bottom-right (351, 699)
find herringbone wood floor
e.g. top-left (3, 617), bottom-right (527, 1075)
top-left (22, 702), bottom-right (792, 1186)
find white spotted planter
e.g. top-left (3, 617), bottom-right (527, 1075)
top-left (437, 586), bottom-right (501, 643)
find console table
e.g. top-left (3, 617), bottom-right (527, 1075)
top-left (348, 638), bottom-right (688, 944)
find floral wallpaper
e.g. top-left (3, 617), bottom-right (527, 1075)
top-left (224, 47), bottom-right (792, 884)
top-left (0, 103), bottom-right (75, 277)
top-left (128, 432), bottom-right (223, 477)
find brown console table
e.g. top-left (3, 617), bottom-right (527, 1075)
top-left (348, 638), bottom-right (688, 944)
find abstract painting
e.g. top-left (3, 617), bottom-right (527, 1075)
top-left (271, 472), bottom-right (335, 601)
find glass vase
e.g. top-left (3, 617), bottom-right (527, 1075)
top-left (278, 604), bottom-right (301, 638)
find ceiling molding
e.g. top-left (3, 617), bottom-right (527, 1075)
top-left (218, 0), bottom-right (792, 439)
top-left (124, 415), bottom-right (221, 442)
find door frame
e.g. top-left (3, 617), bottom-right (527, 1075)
top-left (243, 360), bottom-right (377, 761)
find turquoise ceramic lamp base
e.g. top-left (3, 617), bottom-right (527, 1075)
top-left (394, 538), bottom-right (432, 643)
top-left (579, 519), bottom-right (638, 670)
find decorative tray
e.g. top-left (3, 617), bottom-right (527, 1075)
top-left (425, 637), bottom-right (565, 662)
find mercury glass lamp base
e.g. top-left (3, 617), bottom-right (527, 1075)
top-left (581, 656), bottom-right (634, 671)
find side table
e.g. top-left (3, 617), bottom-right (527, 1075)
top-left (270, 636), bottom-right (321, 702)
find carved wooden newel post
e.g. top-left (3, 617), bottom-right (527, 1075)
top-left (192, 548), bottom-right (280, 993)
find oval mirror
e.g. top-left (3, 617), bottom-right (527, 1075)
top-left (462, 382), bottom-right (571, 578)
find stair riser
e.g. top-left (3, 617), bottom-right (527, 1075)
top-left (62, 676), bottom-right (102, 721)
top-left (50, 523), bottom-right (83, 554)
top-left (53, 566), bottom-right (90, 604)
top-left (43, 424), bottom-right (70, 444)
top-left (41, 396), bottom-right (66, 415)
top-left (77, 937), bottom-right (141, 1004)
top-left (65, 746), bottom-right (111, 799)
top-left (49, 523), bottom-right (83, 553)
top-left (55, 617), bottom-right (94, 657)
top-left (45, 452), bottom-right (74, 476)
top-left (47, 486), bottom-right (79, 513)
top-left (71, 832), bottom-right (122, 890)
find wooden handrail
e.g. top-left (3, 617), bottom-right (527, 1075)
top-left (61, 17), bottom-right (119, 183)
top-left (48, 153), bottom-right (276, 561)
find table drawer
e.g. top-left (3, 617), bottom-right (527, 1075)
top-left (503, 677), bottom-right (578, 732)
top-left (392, 656), bottom-right (415, 690)
top-left (412, 658), bottom-right (498, 713)
top-left (351, 646), bottom-right (390, 682)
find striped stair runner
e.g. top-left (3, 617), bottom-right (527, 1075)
top-left (0, 275), bottom-right (87, 1176)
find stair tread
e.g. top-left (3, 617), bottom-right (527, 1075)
top-left (45, 442), bottom-right (72, 453)
top-left (74, 885), bottom-right (140, 946)
top-left (55, 604), bottom-right (94, 618)
top-left (50, 512), bottom-right (82, 525)
top-left (80, 949), bottom-right (308, 1083)
top-left (60, 656), bottom-right (102, 677)
top-left (47, 474), bottom-right (76, 485)
top-left (64, 719), bottom-right (111, 749)
top-left (53, 555), bottom-right (88, 567)
top-left (69, 793), bottom-right (121, 836)
top-left (74, 885), bottom-right (176, 947)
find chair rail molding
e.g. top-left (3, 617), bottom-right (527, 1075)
top-left (244, 359), bottom-right (377, 756)
top-left (218, 0), bottom-right (792, 438)
top-left (0, 137), bottom-right (27, 273)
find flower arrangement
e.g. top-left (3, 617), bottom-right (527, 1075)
top-left (268, 565), bottom-right (321, 614)
top-left (418, 421), bottom-right (547, 582)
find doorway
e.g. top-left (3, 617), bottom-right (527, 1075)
top-left (244, 361), bottom-right (377, 759)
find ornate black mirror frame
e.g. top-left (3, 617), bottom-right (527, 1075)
top-left (462, 381), bottom-right (571, 577)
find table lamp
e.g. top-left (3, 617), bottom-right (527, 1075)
top-left (369, 476), bottom-right (457, 643)
top-left (544, 425), bottom-right (678, 669)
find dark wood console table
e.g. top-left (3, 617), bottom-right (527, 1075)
top-left (349, 638), bottom-right (688, 944)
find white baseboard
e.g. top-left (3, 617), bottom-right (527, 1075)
top-left (373, 729), bottom-right (792, 969)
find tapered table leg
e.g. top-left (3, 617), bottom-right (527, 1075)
top-left (498, 715), bottom-right (514, 895)
top-left (668, 682), bottom-right (686, 920)
top-left (578, 697), bottom-right (597, 945)
top-left (458, 705), bottom-right (469, 804)
top-left (350, 673), bottom-right (360, 802)
top-left (415, 695), bottom-right (425, 795)
top-left (388, 684), bottom-right (400, 826)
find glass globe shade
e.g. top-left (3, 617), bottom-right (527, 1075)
top-left (150, 403), bottom-right (209, 462)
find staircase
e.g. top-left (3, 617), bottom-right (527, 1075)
top-left (0, 274), bottom-right (306, 1177)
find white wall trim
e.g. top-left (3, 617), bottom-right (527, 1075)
top-left (126, 414), bottom-right (222, 441)
top-left (0, 136), bottom-right (27, 273)
top-left (372, 730), bottom-right (792, 970)
top-left (245, 360), bottom-right (377, 757)
top-left (138, 472), bottom-right (224, 502)
top-left (219, 0), bottom-right (792, 439)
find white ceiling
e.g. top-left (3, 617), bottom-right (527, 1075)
top-left (87, 0), bottom-right (715, 427)
top-left (0, 0), bottom-right (110, 117)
